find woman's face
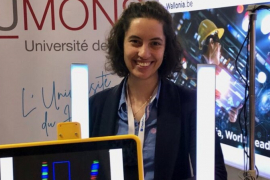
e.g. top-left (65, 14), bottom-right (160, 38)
top-left (123, 18), bottom-right (166, 81)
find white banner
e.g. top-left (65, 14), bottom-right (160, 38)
top-left (0, 0), bottom-right (144, 144)
top-left (159, 0), bottom-right (270, 13)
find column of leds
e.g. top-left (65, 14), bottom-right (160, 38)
top-left (41, 162), bottom-right (48, 180)
top-left (71, 64), bottom-right (89, 138)
top-left (196, 64), bottom-right (216, 180)
top-left (90, 160), bottom-right (99, 180)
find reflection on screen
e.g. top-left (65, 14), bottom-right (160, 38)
top-left (216, 69), bottom-right (245, 110)
top-left (0, 157), bottom-right (13, 180)
top-left (0, 149), bottom-right (123, 180)
top-left (53, 161), bottom-right (70, 180)
top-left (109, 149), bottom-right (124, 180)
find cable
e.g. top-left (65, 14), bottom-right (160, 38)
top-left (234, 12), bottom-right (250, 178)
top-left (233, 4), bottom-right (270, 179)
top-left (225, 5), bottom-right (270, 180)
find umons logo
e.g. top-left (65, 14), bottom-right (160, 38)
top-left (0, 0), bottom-right (137, 39)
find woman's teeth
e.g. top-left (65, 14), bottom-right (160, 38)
top-left (137, 62), bottom-right (151, 66)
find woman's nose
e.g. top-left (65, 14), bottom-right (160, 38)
top-left (138, 44), bottom-right (151, 59)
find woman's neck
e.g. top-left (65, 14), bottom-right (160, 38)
top-left (127, 75), bottom-right (158, 102)
top-left (127, 74), bottom-right (159, 120)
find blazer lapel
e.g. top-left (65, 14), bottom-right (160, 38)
top-left (99, 80), bottom-right (124, 136)
top-left (154, 79), bottom-right (182, 180)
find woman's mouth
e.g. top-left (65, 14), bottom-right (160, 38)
top-left (136, 61), bottom-right (151, 67)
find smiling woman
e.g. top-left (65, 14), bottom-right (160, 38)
top-left (123, 18), bottom-right (165, 84)
top-left (88, 1), bottom-right (227, 180)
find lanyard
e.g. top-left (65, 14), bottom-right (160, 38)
top-left (126, 86), bottom-right (157, 149)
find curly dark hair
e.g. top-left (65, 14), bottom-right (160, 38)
top-left (105, 1), bottom-right (182, 79)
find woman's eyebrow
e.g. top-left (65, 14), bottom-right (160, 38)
top-left (150, 37), bottom-right (164, 42)
top-left (126, 35), bottom-right (164, 43)
top-left (127, 35), bottom-right (141, 39)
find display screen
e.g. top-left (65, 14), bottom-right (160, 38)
top-left (0, 139), bottom-right (140, 180)
top-left (171, 2), bottom-right (270, 155)
top-left (165, 2), bottom-right (270, 178)
top-left (1, 150), bottom-right (112, 180)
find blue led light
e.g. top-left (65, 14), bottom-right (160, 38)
top-left (41, 162), bottom-right (48, 180)
top-left (90, 160), bottom-right (100, 180)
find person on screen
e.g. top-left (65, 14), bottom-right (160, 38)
top-left (198, 19), bottom-right (224, 66)
top-left (89, 2), bottom-right (227, 180)
top-left (198, 19), bottom-right (242, 123)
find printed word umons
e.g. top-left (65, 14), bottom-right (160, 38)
top-left (0, 0), bottom-right (120, 31)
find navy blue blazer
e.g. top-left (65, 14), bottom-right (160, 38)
top-left (89, 78), bottom-right (227, 180)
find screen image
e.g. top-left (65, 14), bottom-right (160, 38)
top-left (170, 3), bottom-right (270, 178)
top-left (0, 137), bottom-right (142, 180)
top-left (0, 149), bottom-right (122, 180)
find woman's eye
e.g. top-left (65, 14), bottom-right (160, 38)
top-left (130, 39), bottom-right (141, 46)
top-left (131, 40), bottom-right (139, 43)
top-left (152, 41), bottom-right (161, 46)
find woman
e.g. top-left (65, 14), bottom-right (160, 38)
top-left (89, 1), bottom-right (227, 180)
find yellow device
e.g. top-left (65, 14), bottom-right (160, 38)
top-left (0, 135), bottom-right (143, 180)
top-left (57, 122), bottom-right (81, 140)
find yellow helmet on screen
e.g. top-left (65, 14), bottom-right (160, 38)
top-left (198, 19), bottom-right (224, 50)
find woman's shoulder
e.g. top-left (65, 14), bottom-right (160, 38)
top-left (89, 79), bottom-right (125, 106)
top-left (90, 84), bottom-right (120, 102)
top-left (162, 78), bottom-right (196, 97)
